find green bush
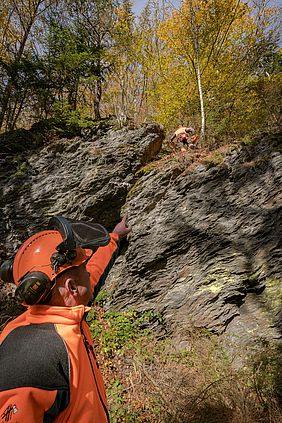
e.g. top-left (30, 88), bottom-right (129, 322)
top-left (89, 309), bottom-right (160, 358)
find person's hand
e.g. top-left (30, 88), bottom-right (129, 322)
top-left (113, 213), bottom-right (131, 239)
top-left (191, 134), bottom-right (199, 143)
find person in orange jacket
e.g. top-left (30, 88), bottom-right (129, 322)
top-left (170, 126), bottom-right (198, 152)
top-left (0, 215), bottom-right (131, 423)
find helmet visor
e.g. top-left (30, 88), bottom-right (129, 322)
top-left (48, 216), bottom-right (110, 253)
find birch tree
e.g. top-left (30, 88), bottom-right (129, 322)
top-left (156, 0), bottom-right (279, 143)
top-left (187, 0), bottom-right (205, 143)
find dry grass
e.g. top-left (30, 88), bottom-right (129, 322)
top-left (136, 141), bottom-right (240, 178)
top-left (91, 308), bottom-right (282, 423)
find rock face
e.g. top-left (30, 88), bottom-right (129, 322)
top-left (105, 133), bottom-right (282, 344)
top-left (0, 123), bottom-right (281, 347)
top-left (0, 122), bottom-right (164, 249)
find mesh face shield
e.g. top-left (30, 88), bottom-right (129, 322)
top-left (68, 220), bottom-right (110, 250)
top-left (47, 216), bottom-right (110, 254)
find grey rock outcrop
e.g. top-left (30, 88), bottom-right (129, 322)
top-left (0, 122), bottom-right (164, 250)
top-left (105, 132), bottom-right (282, 345)
top-left (0, 123), bottom-right (281, 348)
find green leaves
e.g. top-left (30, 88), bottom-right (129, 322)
top-left (89, 309), bottom-right (160, 358)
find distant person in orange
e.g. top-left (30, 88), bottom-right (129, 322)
top-left (170, 126), bottom-right (198, 152)
top-left (0, 215), bottom-right (131, 423)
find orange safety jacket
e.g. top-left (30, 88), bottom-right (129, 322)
top-left (0, 233), bottom-right (119, 423)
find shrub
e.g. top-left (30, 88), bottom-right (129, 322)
top-left (89, 307), bottom-right (282, 422)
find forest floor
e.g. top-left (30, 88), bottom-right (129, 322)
top-left (90, 304), bottom-right (282, 423)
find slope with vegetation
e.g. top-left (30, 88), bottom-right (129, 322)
top-left (91, 302), bottom-right (282, 423)
top-left (0, 119), bottom-right (281, 422)
top-left (0, 0), bottom-right (281, 422)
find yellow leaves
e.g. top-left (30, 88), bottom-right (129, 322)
top-left (0, 0), bottom-right (46, 64)
top-left (114, 3), bottom-right (134, 38)
top-left (138, 0), bottom-right (280, 136)
top-left (149, 64), bottom-right (197, 128)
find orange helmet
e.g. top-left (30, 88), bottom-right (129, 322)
top-left (12, 230), bottom-right (93, 306)
top-left (0, 215), bottom-right (110, 306)
top-left (13, 230), bottom-right (92, 285)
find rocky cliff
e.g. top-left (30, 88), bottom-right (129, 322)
top-left (0, 123), bottom-right (281, 350)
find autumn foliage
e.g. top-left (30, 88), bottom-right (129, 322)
top-left (0, 0), bottom-right (280, 144)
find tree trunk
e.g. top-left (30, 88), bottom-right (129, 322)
top-left (196, 60), bottom-right (205, 144)
top-left (0, 83), bottom-right (13, 130)
top-left (188, 0), bottom-right (205, 145)
top-left (94, 78), bottom-right (102, 120)
top-left (0, 0), bottom-right (44, 131)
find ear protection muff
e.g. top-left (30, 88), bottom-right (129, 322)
top-left (0, 257), bottom-right (15, 284)
top-left (15, 271), bottom-right (54, 306)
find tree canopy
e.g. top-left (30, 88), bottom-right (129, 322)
top-left (0, 0), bottom-right (280, 144)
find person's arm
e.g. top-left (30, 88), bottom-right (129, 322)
top-left (87, 232), bottom-right (119, 299)
top-left (87, 214), bottom-right (131, 300)
top-left (0, 388), bottom-right (62, 423)
top-left (191, 134), bottom-right (199, 145)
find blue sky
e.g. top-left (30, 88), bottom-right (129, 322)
top-left (132, 0), bottom-right (281, 46)
top-left (132, 0), bottom-right (147, 15)
top-left (132, 0), bottom-right (181, 15)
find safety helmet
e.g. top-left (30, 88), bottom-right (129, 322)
top-left (185, 127), bottom-right (195, 134)
top-left (13, 230), bottom-right (92, 284)
top-left (0, 216), bottom-right (110, 306)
